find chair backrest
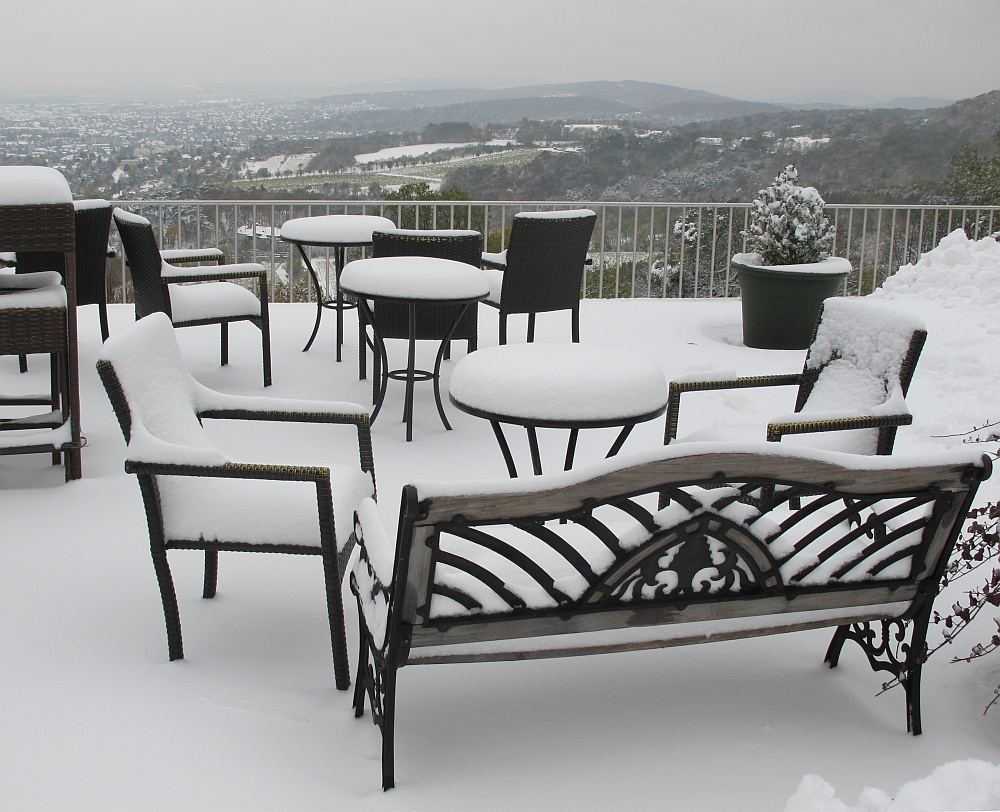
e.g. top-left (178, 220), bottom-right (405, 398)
top-left (112, 208), bottom-right (170, 319)
top-left (16, 200), bottom-right (112, 307)
top-left (97, 311), bottom-right (226, 465)
top-left (796, 297), bottom-right (927, 452)
top-left (370, 228), bottom-right (482, 341)
top-left (499, 209), bottom-right (596, 316)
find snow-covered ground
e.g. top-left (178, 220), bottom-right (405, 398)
top-left (2, 229), bottom-right (999, 810)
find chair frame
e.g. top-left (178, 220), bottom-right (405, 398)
top-left (97, 355), bottom-right (375, 690)
top-left (482, 211), bottom-right (596, 345)
top-left (113, 209), bottom-right (272, 386)
top-left (664, 300), bottom-right (928, 455)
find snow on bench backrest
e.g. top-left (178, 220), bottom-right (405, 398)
top-left (390, 444), bottom-right (985, 642)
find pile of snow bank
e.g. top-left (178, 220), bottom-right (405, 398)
top-left (784, 759), bottom-right (1000, 812)
top-left (874, 229), bottom-right (1000, 308)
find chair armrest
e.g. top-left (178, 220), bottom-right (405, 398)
top-left (161, 261), bottom-right (265, 283)
top-left (766, 412), bottom-right (914, 443)
top-left (195, 397), bottom-right (375, 481)
top-left (160, 247), bottom-right (225, 265)
top-left (124, 459), bottom-right (331, 483)
top-left (481, 250), bottom-right (506, 270)
top-left (665, 373), bottom-right (803, 443)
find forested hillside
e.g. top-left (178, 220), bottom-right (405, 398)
top-left (441, 90), bottom-right (1000, 203)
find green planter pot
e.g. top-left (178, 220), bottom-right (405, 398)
top-left (733, 253), bottom-right (852, 350)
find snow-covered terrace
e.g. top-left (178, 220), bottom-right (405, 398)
top-left (2, 230), bottom-right (1000, 810)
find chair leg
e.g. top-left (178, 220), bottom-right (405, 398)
top-left (220, 323), bottom-right (229, 367)
top-left (99, 303), bottom-right (110, 342)
top-left (572, 307), bottom-right (580, 343)
top-left (151, 545), bottom-right (184, 661)
top-left (527, 312), bottom-right (536, 343)
top-left (322, 553), bottom-right (352, 691)
top-left (358, 314), bottom-right (368, 381)
top-left (18, 354), bottom-right (27, 373)
top-left (259, 305), bottom-right (272, 387)
top-left (202, 550), bottom-right (219, 599)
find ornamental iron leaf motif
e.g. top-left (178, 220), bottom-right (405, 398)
top-left (598, 514), bottom-right (769, 605)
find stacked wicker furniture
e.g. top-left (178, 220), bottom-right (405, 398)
top-left (97, 313), bottom-right (375, 689)
top-left (480, 209), bottom-right (596, 344)
top-left (359, 228), bottom-right (482, 386)
top-left (0, 166), bottom-right (83, 480)
top-left (16, 199), bottom-right (114, 342)
top-left (113, 208), bottom-right (272, 386)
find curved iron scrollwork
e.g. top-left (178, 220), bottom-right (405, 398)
top-left (589, 514), bottom-right (775, 606)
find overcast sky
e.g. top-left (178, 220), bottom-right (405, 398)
top-left (3, 0), bottom-right (998, 105)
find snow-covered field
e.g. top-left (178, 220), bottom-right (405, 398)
top-left (2, 230), bottom-right (999, 810)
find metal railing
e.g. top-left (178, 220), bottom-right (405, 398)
top-left (106, 199), bottom-right (1000, 305)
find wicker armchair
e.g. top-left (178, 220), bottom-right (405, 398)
top-left (664, 297), bottom-right (927, 455)
top-left (96, 312), bottom-right (376, 689)
top-left (481, 209), bottom-right (596, 344)
top-left (112, 208), bottom-right (272, 386)
top-left (359, 228), bottom-right (482, 386)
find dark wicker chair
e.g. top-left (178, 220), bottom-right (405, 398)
top-left (112, 208), bottom-right (272, 386)
top-left (359, 228), bottom-right (482, 388)
top-left (96, 312), bottom-right (376, 689)
top-left (480, 209), bottom-right (596, 344)
top-left (664, 297), bottom-right (928, 455)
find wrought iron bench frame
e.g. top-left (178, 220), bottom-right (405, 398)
top-left (350, 444), bottom-right (990, 788)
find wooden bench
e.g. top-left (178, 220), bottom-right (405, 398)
top-left (349, 443), bottom-right (990, 789)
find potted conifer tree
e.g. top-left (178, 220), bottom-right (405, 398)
top-left (732, 165), bottom-right (851, 349)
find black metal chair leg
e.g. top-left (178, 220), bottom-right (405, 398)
top-left (202, 550), bottom-right (218, 599)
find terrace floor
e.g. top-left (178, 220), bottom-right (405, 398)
top-left (2, 295), bottom-right (998, 810)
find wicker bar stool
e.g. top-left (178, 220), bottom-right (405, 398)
top-left (0, 166), bottom-right (83, 480)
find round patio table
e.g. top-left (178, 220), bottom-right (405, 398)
top-left (449, 342), bottom-right (668, 476)
top-left (340, 256), bottom-right (489, 442)
top-left (280, 214), bottom-right (394, 360)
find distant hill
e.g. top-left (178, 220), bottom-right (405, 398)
top-left (304, 80), bottom-right (792, 131)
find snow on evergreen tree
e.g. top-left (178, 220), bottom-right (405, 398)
top-left (743, 165), bottom-right (835, 265)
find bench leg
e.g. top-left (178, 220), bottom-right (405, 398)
top-left (353, 613), bottom-right (369, 718)
top-left (381, 670), bottom-right (398, 790)
top-left (824, 624), bottom-right (849, 668)
top-left (822, 611), bottom-right (929, 735)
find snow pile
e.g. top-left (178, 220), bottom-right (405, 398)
top-left (785, 759), bottom-right (1000, 811)
top-left (874, 229), bottom-right (1000, 308)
